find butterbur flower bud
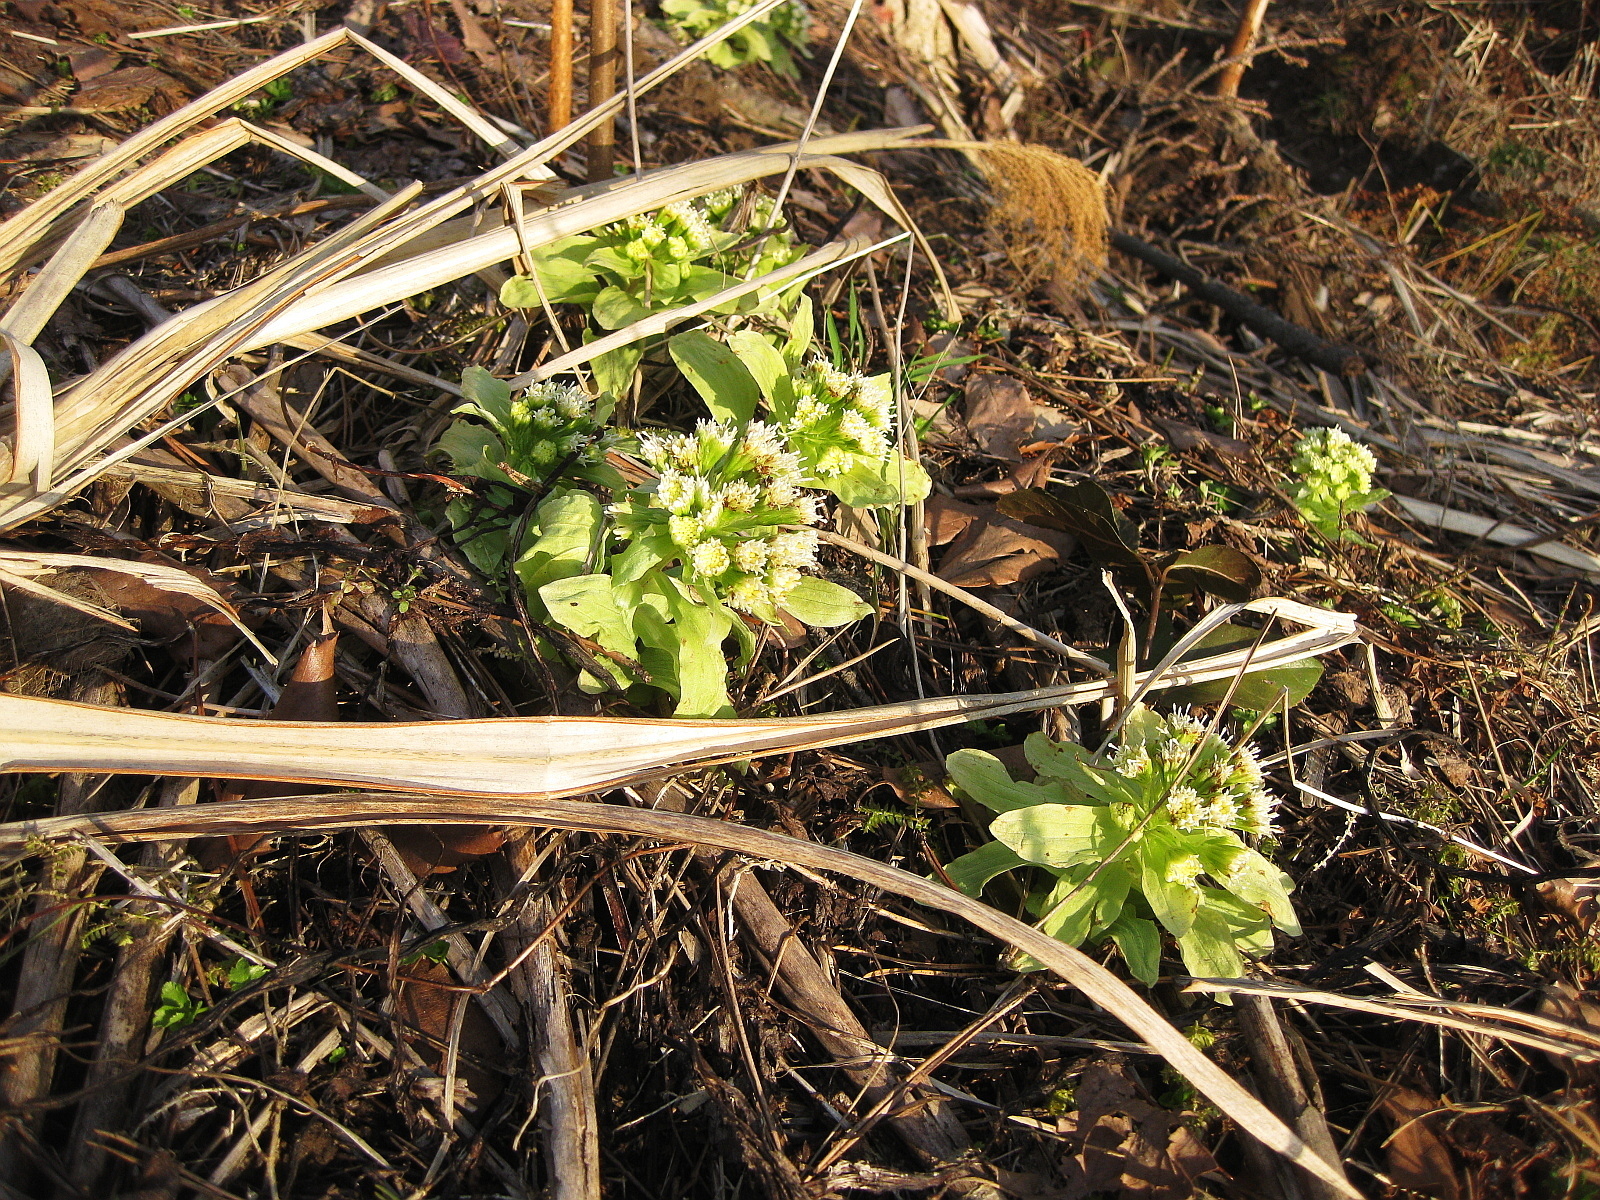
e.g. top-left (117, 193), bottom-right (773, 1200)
top-left (614, 418), bottom-right (822, 613)
top-left (1166, 854), bottom-right (1204, 889)
top-left (444, 376), bottom-right (611, 488)
top-left (1104, 710), bottom-right (1278, 840)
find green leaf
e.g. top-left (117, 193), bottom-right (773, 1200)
top-left (1206, 845), bottom-right (1300, 935)
top-left (782, 297), bottom-right (814, 369)
top-left (225, 957), bottom-right (268, 989)
top-left (669, 331), bottom-right (760, 425)
top-left (998, 482), bottom-right (1143, 575)
top-left (1157, 621), bottom-right (1324, 710)
top-left (1107, 914), bottom-right (1163, 986)
top-left (459, 366), bottom-right (514, 425)
top-left (727, 329), bottom-right (790, 402)
top-left (592, 285), bottom-right (655, 331)
top-left (445, 496), bottom-right (510, 577)
top-left (612, 533), bottom-right (670, 585)
top-left (499, 245), bottom-right (600, 306)
top-left (1138, 832), bottom-right (1201, 938)
top-left (1091, 862), bottom-right (1133, 932)
top-left (945, 749), bottom-right (1073, 813)
top-left (435, 421), bottom-right (509, 484)
top-left (540, 574), bottom-right (638, 686)
top-left (1022, 733), bottom-right (1115, 803)
top-left (590, 343), bottom-right (644, 400)
top-left (943, 841), bottom-right (1028, 898)
top-left (990, 803), bottom-right (1117, 868)
top-left (1175, 905), bottom-right (1245, 985)
top-left (515, 489), bottom-right (603, 602)
top-left (1162, 545), bottom-right (1261, 603)
top-left (665, 584), bottom-right (734, 717)
top-left (824, 451), bottom-right (933, 509)
top-left (780, 577), bottom-right (871, 628)
top-left (1033, 868), bottom-right (1101, 948)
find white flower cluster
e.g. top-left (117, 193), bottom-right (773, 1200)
top-left (453, 379), bottom-right (607, 481)
top-left (618, 419), bottom-right (821, 612)
top-left (1291, 426), bottom-right (1379, 514)
top-left (783, 362), bottom-right (895, 478)
top-left (619, 198), bottom-right (717, 265)
top-left (1107, 710), bottom-right (1277, 837)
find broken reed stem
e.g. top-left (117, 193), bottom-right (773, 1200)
top-left (549, 0), bottom-right (575, 132)
top-left (588, 0), bottom-right (618, 183)
top-left (1215, 0), bottom-right (1270, 99)
top-left (812, 528), bottom-right (1114, 677)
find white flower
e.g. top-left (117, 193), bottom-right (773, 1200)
top-left (769, 530), bottom-right (817, 568)
top-left (721, 480), bottom-right (760, 512)
top-left (732, 538), bottom-right (770, 572)
top-left (657, 470), bottom-right (695, 514)
top-left (1166, 854), bottom-right (1203, 888)
top-left (668, 514), bottom-right (705, 547)
top-left (1165, 785), bottom-right (1207, 832)
top-left (690, 540), bottom-right (731, 575)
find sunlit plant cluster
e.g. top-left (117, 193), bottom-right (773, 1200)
top-left (438, 186), bottom-right (932, 717)
top-left (1289, 425), bottom-right (1388, 542)
top-left (658, 0), bottom-right (810, 76)
top-left (944, 707), bottom-right (1300, 987)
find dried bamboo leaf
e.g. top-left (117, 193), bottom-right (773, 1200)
top-left (0, 601), bottom-right (1356, 795)
top-left (0, 28), bottom-right (353, 277)
top-left (0, 791), bottom-right (1358, 1198)
top-left (1390, 494), bottom-right (1600, 577)
top-left (1, 334), bottom-right (53, 490)
top-left (226, 135), bottom-right (934, 350)
top-left (0, 199), bottom-right (124, 349)
top-left (0, 550), bottom-right (271, 659)
top-left (1188, 978), bottom-right (1600, 1061)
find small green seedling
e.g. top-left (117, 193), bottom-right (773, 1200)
top-left (943, 707), bottom-right (1300, 988)
top-left (1289, 426), bottom-right (1388, 543)
top-left (152, 981), bottom-right (207, 1030)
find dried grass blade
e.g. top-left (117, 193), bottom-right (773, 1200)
top-left (1188, 978), bottom-right (1600, 1061)
top-left (228, 137), bottom-right (932, 350)
top-left (0, 550), bottom-right (272, 660)
top-left (238, 121), bottom-right (390, 200)
top-left (0, 199), bottom-right (124, 349)
top-left (0, 792), bottom-right (1359, 1198)
top-left (1, 334), bottom-right (54, 490)
top-left (0, 607), bottom-right (1356, 796)
top-left (1390, 494), bottom-right (1600, 577)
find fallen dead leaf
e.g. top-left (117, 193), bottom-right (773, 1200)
top-left (1378, 1086), bottom-right (1463, 1200)
top-left (1150, 416), bottom-right (1249, 459)
top-left (964, 373), bottom-right (1036, 461)
top-left (1057, 1061), bottom-right (1220, 1200)
top-left (1538, 984), bottom-right (1600, 1087)
top-left (394, 959), bottom-right (505, 1113)
top-left (1535, 878), bottom-right (1600, 937)
top-left (935, 502), bottom-right (1075, 589)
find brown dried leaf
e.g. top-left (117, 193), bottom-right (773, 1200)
top-left (1535, 878), bottom-right (1600, 937)
top-left (936, 506), bottom-right (1075, 589)
top-left (1379, 1087), bottom-right (1463, 1200)
top-left (1058, 1062), bottom-right (1219, 1200)
top-left (1150, 416), bottom-right (1249, 459)
top-left (72, 67), bottom-right (179, 112)
top-left (925, 494), bottom-right (982, 546)
top-left (964, 373), bottom-right (1036, 461)
top-left (394, 959), bottom-right (505, 1112)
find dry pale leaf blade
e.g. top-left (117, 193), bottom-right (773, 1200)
top-left (0, 27), bottom-right (352, 278)
top-left (0, 606), bottom-right (1358, 794)
top-left (0, 791), bottom-right (1359, 1199)
top-left (1391, 494), bottom-right (1600, 577)
top-left (229, 139), bottom-right (931, 350)
top-left (237, 121), bottom-right (390, 200)
top-left (0, 551), bottom-right (272, 662)
top-left (0, 565), bottom-right (134, 630)
top-left (1, 333), bottom-right (54, 490)
top-left (0, 198), bottom-right (124, 350)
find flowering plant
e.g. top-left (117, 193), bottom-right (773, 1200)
top-left (942, 707), bottom-right (1300, 987)
top-left (1289, 426), bottom-right (1388, 543)
top-left (659, 0), bottom-right (810, 76)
